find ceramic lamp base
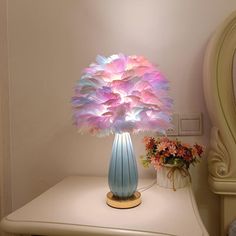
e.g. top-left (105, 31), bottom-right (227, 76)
top-left (106, 191), bottom-right (141, 209)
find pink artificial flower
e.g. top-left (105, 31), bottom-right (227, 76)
top-left (141, 136), bottom-right (204, 170)
top-left (146, 137), bottom-right (156, 150)
top-left (183, 150), bottom-right (192, 161)
top-left (151, 157), bottom-right (161, 170)
top-left (191, 147), bottom-right (198, 156)
top-left (194, 144), bottom-right (204, 156)
top-left (157, 142), bottom-right (169, 152)
top-left (182, 143), bottom-right (190, 148)
top-left (143, 136), bottom-right (150, 144)
top-left (168, 145), bottom-right (177, 156)
top-left (177, 148), bottom-right (186, 157)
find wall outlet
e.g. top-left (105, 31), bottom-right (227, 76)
top-left (166, 113), bottom-right (179, 136)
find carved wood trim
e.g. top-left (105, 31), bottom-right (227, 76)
top-left (208, 127), bottom-right (230, 178)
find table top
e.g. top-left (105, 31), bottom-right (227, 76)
top-left (1, 176), bottom-right (209, 236)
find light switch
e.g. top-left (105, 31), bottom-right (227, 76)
top-left (179, 113), bottom-right (202, 136)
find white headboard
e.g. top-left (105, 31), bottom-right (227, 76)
top-left (203, 10), bottom-right (236, 235)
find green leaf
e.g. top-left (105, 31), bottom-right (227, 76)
top-left (140, 158), bottom-right (150, 168)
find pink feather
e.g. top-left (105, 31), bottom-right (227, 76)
top-left (72, 54), bottom-right (173, 136)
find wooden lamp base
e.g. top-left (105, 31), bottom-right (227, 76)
top-left (106, 191), bottom-right (141, 209)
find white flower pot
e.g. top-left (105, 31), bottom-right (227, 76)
top-left (156, 165), bottom-right (190, 190)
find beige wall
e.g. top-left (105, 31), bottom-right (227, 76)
top-left (0, 0), bottom-right (12, 219)
top-left (6, 0), bottom-right (236, 235)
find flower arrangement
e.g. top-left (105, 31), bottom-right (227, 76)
top-left (71, 54), bottom-right (173, 136)
top-left (141, 136), bottom-right (204, 170)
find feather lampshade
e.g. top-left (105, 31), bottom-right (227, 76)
top-left (72, 54), bottom-right (172, 208)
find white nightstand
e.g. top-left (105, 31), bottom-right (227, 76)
top-left (0, 176), bottom-right (209, 236)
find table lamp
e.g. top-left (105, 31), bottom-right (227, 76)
top-left (72, 54), bottom-right (172, 209)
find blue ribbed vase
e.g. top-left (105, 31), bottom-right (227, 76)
top-left (108, 132), bottom-right (138, 198)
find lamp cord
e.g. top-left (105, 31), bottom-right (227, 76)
top-left (137, 179), bottom-right (157, 193)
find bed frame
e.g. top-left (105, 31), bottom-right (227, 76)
top-left (203, 10), bottom-right (236, 236)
